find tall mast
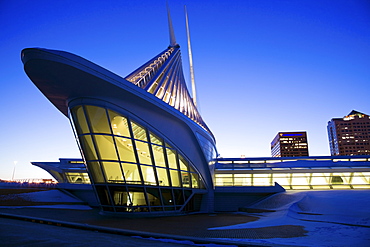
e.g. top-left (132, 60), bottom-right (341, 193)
top-left (167, 2), bottom-right (177, 47)
top-left (185, 5), bottom-right (197, 107)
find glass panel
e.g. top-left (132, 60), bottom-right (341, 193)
top-left (94, 135), bottom-right (118, 161)
top-left (330, 175), bottom-right (344, 184)
top-left (216, 176), bottom-right (232, 186)
top-left (85, 105), bottom-right (111, 134)
top-left (131, 121), bottom-right (147, 141)
top-left (272, 174), bottom-right (291, 186)
top-left (161, 189), bottom-right (174, 206)
top-left (128, 188), bottom-right (148, 207)
top-left (178, 155), bottom-right (188, 171)
top-left (152, 144), bottom-right (166, 168)
top-left (86, 161), bottom-right (105, 183)
top-left (190, 172), bottom-right (200, 188)
top-left (156, 167), bottom-right (170, 186)
top-left (65, 172), bottom-right (90, 184)
top-left (180, 171), bottom-right (190, 187)
top-left (108, 110), bottom-right (131, 137)
top-left (352, 172), bottom-right (369, 184)
top-left (121, 163), bottom-right (141, 184)
top-left (141, 165), bottom-right (157, 186)
top-left (311, 176), bottom-right (329, 185)
top-left (95, 185), bottom-right (111, 205)
top-left (189, 166), bottom-right (203, 188)
top-left (149, 132), bottom-right (162, 145)
top-left (115, 137), bottom-right (136, 163)
top-left (165, 146), bottom-right (177, 169)
top-left (173, 189), bottom-right (184, 205)
top-left (234, 174), bottom-right (252, 186)
top-left (112, 189), bottom-right (130, 206)
top-left (253, 174), bottom-right (272, 186)
top-left (292, 173), bottom-right (310, 185)
top-left (101, 162), bottom-right (124, 183)
top-left (71, 106), bottom-right (89, 134)
top-left (146, 188), bottom-right (162, 208)
top-left (170, 169), bottom-right (181, 187)
top-left (216, 174), bottom-right (233, 177)
top-left (80, 135), bottom-right (98, 161)
top-left (332, 173), bottom-right (351, 184)
top-left (135, 140), bottom-right (152, 165)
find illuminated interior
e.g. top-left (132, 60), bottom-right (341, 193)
top-left (215, 172), bottom-right (370, 189)
top-left (215, 157), bottom-right (370, 190)
top-left (65, 172), bottom-right (91, 184)
top-left (70, 104), bottom-right (205, 213)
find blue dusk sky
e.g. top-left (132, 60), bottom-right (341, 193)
top-left (1, 0), bottom-right (369, 180)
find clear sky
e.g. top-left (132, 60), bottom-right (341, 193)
top-left (1, 0), bottom-right (369, 180)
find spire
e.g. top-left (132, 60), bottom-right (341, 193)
top-left (167, 2), bottom-right (177, 47)
top-left (185, 5), bottom-right (197, 107)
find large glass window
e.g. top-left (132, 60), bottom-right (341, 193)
top-left (135, 140), bottom-right (152, 165)
top-left (121, 163), bottom-right (141, 184)
top-left (115, 137), bottom-right (136, 163)
top-left (253, 174), bottom-right (272, 186)
top-left (101, 162), bottom-right (124, 183)
top-left (94, 135), bottom-right (118, 161)
top-left (141, 164), bottom-right (157, 186)
top-left (152, 144), bottom-right (166, 168)
top-left (108, 110), bottom-right (130, 137)
top-left (70, 104), bottom-right (205, 213)
top-left (131, 122), bottom-right (147, 141)
top-left (128, 187), bottom-right (148, 209)
top-left (112, 189), bottom-right (130, 206)
top-left (169, 169), bottom-right (181, 187)
top-left (146, 188), bottom-right (162, 208)
top-left (166, 145), bottom-right (178, 169)
top-left (87, 161), bottom-right (104, 183)
top-left (72, 106), bottom-right (89, 134)
top-left (234, 174), bottom-right (252, 186)
top-left (156, 167), bottom-right (170, 186)
top-left (80, 135), bottom-right (98, 161)
top-left (85, 105), bottom-right (111, 134)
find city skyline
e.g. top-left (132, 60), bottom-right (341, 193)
top-left (1, 0), bottom-right (369, 179)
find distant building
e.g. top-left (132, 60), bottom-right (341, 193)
top-left (327, 110), bottom-right (370, 156)
top-left (271, 132), bottom-right (309, 157)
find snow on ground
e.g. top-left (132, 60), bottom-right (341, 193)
top-left (210, 190), bottom-right (370, 246)
top-left (0, 189), bottom-right (92, 210)
top-left (23, 189), bottom-right (83, 203)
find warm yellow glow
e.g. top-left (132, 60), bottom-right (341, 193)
top-left (215, 171), bottom-right (370, 190)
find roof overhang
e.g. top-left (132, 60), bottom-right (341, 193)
top-left (21, 48), bottom-right (215, 142)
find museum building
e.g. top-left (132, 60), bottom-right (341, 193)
top-left (23, 13), bottom-right (370, 216)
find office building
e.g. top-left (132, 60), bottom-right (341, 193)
top-left (271, 132), bottom-right (309, 157)
top-left (327, 110), bottom-right (370, 156)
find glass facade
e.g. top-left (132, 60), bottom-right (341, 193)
top-left (70, 104), bottom-right (205, 213)
top-left (215, 157), bottom-right (370, 190)
top-left (215, 172), bottom-right (370, 189)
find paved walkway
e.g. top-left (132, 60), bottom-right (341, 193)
top-left (0, 217), bottom-right (200, 247)
top-left (0, 207), bottom-right (306, 246)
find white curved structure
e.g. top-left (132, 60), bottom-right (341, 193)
top-left (22, 24), bottom-right (217, 215)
